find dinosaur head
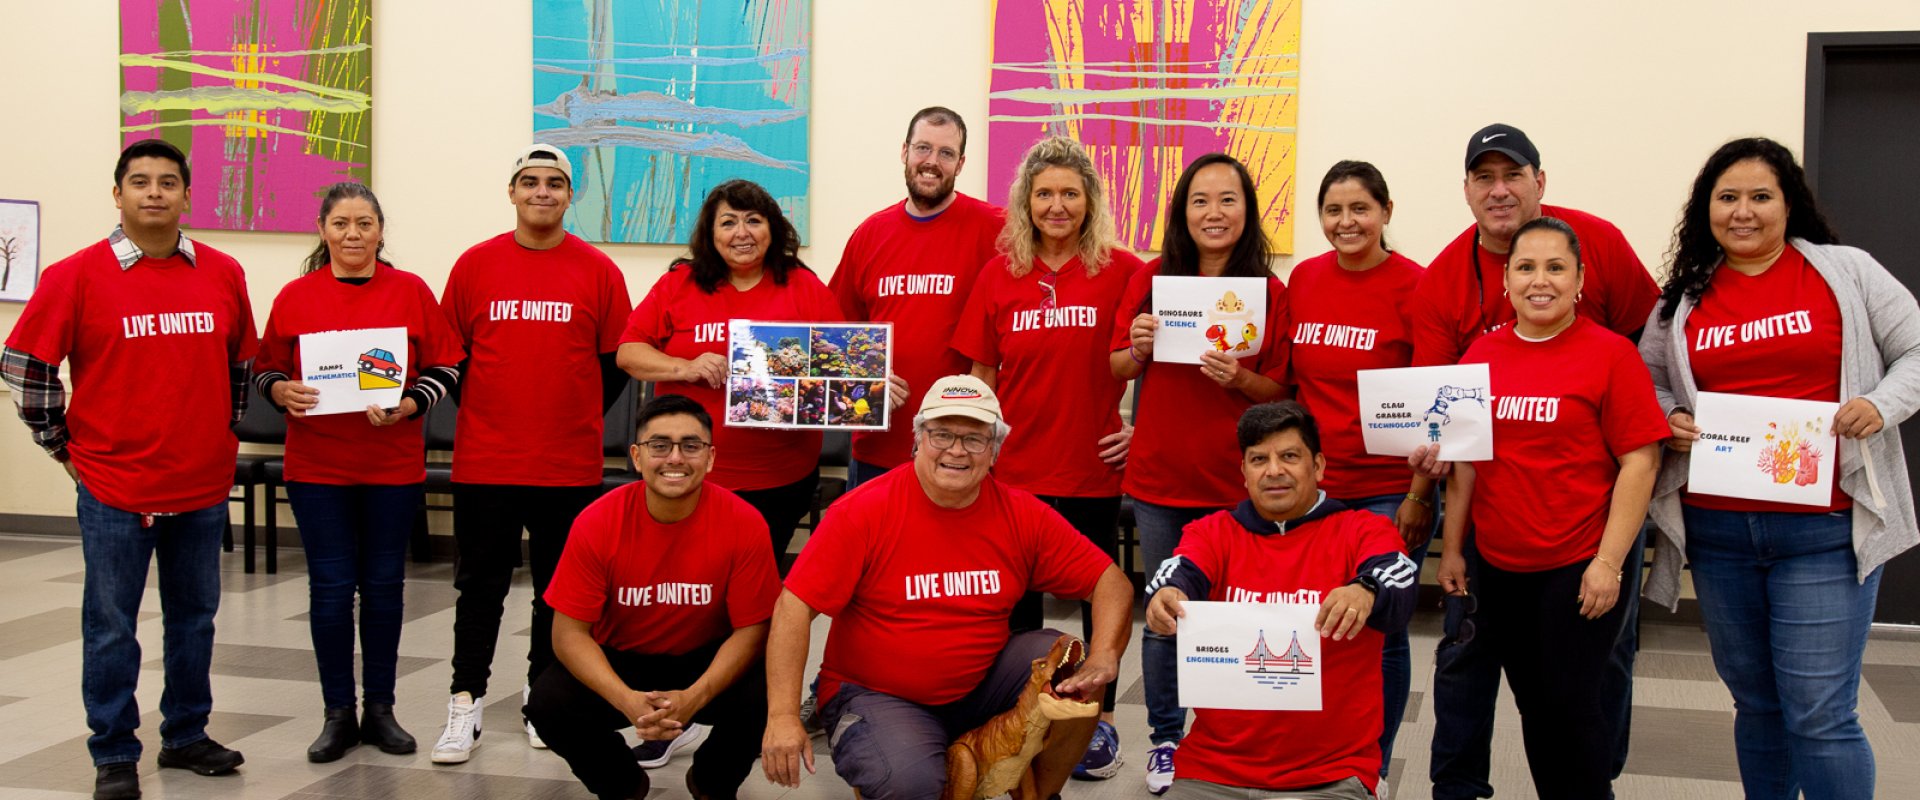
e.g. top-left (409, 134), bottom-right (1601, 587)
top-left (1032, 635), bottom-right (1101, 721)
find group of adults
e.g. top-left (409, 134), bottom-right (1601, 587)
top-left (3, 103), bottom-right (1914, 800)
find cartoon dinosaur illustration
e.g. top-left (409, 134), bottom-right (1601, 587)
top-left (942, 635), bottom-right (1101, 800)
top-left (1424, 385), bottom-right (1489, 425)
top-left (1235, 321), bottom-right (1259, 352)
top-left (1204, 324), bottom-right (1230, 352)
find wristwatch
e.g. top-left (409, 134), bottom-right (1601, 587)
top-left (1351, 574), bottom-right (1381, 595)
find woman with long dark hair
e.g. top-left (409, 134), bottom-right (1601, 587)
top-left (1640, 137), bottom-right (1920, 800)
top-left (254, 182), bottom-right (465, 762)
top-left (1110, 152), bottom-right (1289, 794)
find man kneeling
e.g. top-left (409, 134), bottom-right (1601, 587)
top-left (761, 375), bottom-right (1134, 800)
top-left (1147, 401), bottom-right (1417, 800)
top-left (527, 395), bottom-right (779, 800)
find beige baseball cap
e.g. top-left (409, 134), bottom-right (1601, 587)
top-left (919, 375), bottom-right (1002, 424)
top-left (511, 143), bottom-right (573, 185)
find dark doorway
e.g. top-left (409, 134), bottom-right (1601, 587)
top-left (1805, 31), bottom-right (1920, 625)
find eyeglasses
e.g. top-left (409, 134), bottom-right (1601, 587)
top-left (909, 142), bottom-right (961, 164)
top-left (638, 438), bottom-right (711, 458)
top-left (1039, 270), bottom-right (1059, 311)
top-left (924, 429), bottom-right (992, 454)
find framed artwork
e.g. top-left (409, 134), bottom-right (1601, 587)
top-left (0, 199), bottom-right (40, 303)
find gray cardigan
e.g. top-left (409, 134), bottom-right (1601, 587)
top-left (1639, 239), bottom-right (1920, 610)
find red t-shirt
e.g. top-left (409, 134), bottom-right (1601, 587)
top-left (1110, 260), bottom-right (1291, 507)
top-left (543, 481), bottom-right (780, 655)
top-left (1412, 205), bottom-right (1657, 367)
top-left (440, 233), bottom-right (631, 486)
top-left (6, 239), bottom-right (257, 512)
top-left (1172, 508), bottom-right (1404, 794)
top-left (830, 195), bottom-right (1005, 469)
top-left (256, 265), bottom-right (466, 485)
top-left (784, 467), bottom-right (1114, 706)
top-left (1684, 246), bottom-right (1848, 513)
top-left (1459, 317), bottom-right (1669, 571)
top-left (953, 250), bottom-right (1141, 497)
top-left (623, 264), bottom-right (843, 492)
top-left (1287, 252), bottom-right (1425, 499)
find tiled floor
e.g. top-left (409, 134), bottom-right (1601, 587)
top-left (2, 532), bottom-right (1918, 799)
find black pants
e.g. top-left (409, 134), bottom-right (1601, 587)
top-left (448, 483), bottom-right (602, 698)
top-left (733, 469), bottom-right (820, 566)
top-left (526, 642), bottom-right (767, 800)
top-left (1478, 556), bottom-right (1631, 800)
top-left (1010, 494), bottom-right (1120, 713)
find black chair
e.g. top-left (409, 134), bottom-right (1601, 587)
top-left (600, 379), bottom-right (641, 492)
top-left (230, 388), bottom-right (286, 569)
top-left (806, 430), bottom-right (853, 533)
top-left (416, 395), bottom-right (458, 562)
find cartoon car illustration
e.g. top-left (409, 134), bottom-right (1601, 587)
top-left (358, 348), bottom-right (402, 379)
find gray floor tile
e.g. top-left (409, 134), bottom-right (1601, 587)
top-left (1623, 706), bottom-right (1741, 783)
top-left (0, 607), bottom-right (159, 660)
top-left (143, 643), bottom-right (438, 684)
top-left (0, 710), bottom-right (288, 794)
top-left (1634, 651), bottom-right (1722, 682)
top-left (0, 539), bottom-right (76, 562)
top-left (282, 763), bottom-right (593, 799)
top-left (1864, 663), bottom-right (1920, 723)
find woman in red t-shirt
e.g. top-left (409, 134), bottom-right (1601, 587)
top-left (620, 180), bottom-right (899, 563)
top-left (1436, 217), bottom-right (1667, 800)
top-left (951, 136), bottom-right (1138, 774)
top-left (254, 183), bottom-right (465, 763)
top-left (1641, 138), bottom-right (1920, 799)
top-left (1110, 153), bottom-right (1290, 793)
top-left (1287, 160), bottom-right (1427, 782)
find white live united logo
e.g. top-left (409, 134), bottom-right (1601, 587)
top-left (487, 299), bottom-right (574, 322)
top-left (904, 569), bottom-right (1003, 600)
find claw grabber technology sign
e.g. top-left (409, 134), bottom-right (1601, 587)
top-left (1176, 601), bottom-right (1322, 711)
top-left (1356, 363), bottom-right (1494, 461)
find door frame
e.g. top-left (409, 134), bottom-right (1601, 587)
top-left (1803, 30), bottom-right (1920, 192)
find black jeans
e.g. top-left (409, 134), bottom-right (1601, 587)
top-left (448, 483), bottom-right (601, 698)
top-left (733, 468), bottom-right (820, 565)
top-left (1478, 556), bottom-right (1631, 800)
top-left (1009, 494), bottom-right (1120, 713)
top-left (526, 642), bottom-right (766, 800)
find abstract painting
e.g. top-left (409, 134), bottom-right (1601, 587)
top-left (533, 0), bottom-right (810, 245)
top-left (118, 1), bottom-right (372, 233)
top-left (0, 200), bottom-right (40, 303)
top-left (989, 0), bottom-right (1299, 254)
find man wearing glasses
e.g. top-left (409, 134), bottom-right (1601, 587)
top-left (525, 395), bottom-right (781, 800)
top-left (761, 375), bottom-right (1135, 799)
top-left (829, 107), bottom-right (1006, 489)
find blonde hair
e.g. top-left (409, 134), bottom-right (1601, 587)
top-left (997, 136), bottom-right (1120, 277)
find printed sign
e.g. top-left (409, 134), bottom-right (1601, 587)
top-left (727, 321), bottom-right (893, 430)
top-left (1688, 391), bottom-right (1840, 506)
top-left (1151, 276), bottom-right (1266, 364)
top-left (298, 327), bottom-right (408, 416)
top-left (1176, 600), bottom-right (1322, 711)
top-left (1356, 364), bottom-right (1493, 461)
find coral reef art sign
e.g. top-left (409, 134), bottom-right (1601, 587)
top-left (727, 321), bottom-right (890, 430)
top-left (1687, 391), bottom-right (1839, 507)
top-left (119, 0), bottom-right (372, 233)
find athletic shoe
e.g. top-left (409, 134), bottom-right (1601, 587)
top-left (1071, 720), bottom-right (1123, 780)
top-left (93, 763), bottom-right (140, 800)
top-left (155, 738), bottom-right (244, 775)
top-left (1144, 741), bottom-right (1177, 795)
top-left (431, 692), bottom-right (481, 764)
top-left (522, 685), bottom-right (547, 750)
top-left (632, 723), bottom-right (711, 768)
top-left (1375, 777), bottom-right (1391, 799)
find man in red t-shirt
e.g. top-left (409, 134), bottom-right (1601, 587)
top-left (432, 144), bottom-right (634, 763)
top-left (829, 107), bottom-right (1006, 487)
top-left (525, 395), bottom-right (780, 800)
top-left (2, 139), bottom-right (256, 799)
top-left (760, 375), bottom-right (1135, 799)
top-left (1409, 125), bottom-right (1656, 800)
top-left (1146, 401), bottom-right (1416, 800)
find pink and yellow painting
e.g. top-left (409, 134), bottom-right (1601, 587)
top-left (119, 0), bottom-right (372, 233)
top-left (988, 0), bottom-right (1299, 253)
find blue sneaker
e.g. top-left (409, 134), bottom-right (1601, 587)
top-left (1072, 720), bottom-right (1123, 780)
top-left (1144, 741), bottom-right (1177, 795)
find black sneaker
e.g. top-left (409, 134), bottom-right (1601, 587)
top-left (156, 738), bottom-right (244, 776)
top-left (93, 763), bottom-right (140, 800)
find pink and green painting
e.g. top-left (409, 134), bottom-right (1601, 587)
top-left (119, 0), bottom-right (372, 233)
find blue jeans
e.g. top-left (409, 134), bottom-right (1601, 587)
top-left (848, 458), bottom-right (889, 492)
top-left (1340, 492), bottom-right (1432, 779)
top-left (77, 484), bottom-right (226, 766)
top-left (286, 482), bottom-right (420, 709)
top-left (1136, 498), bottom-right (1226, 746)
top-left (1683, 506), bottom-right (1880, 800)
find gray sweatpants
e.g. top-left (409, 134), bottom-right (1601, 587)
top-left (1169, 776), bottom-right (1374, 800)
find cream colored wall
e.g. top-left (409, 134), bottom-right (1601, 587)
top-left (3, 0), bottom-right (1918, 518)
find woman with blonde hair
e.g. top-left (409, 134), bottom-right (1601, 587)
top-left (953, 135), bottom-right (1141, 779)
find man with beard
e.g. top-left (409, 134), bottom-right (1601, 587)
top-left (829, 107), bottom-right (1006, 489)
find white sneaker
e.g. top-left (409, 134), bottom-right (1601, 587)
top-left (1375, 777), bottom-right (1391, 799)
top-left (1144, 741), bottom-right (1177, 795)
top-left (432, 692), bottom-right (481, 764)
top-left (633, 722), bottom-right (710, 768)
top-left (522, 685), bottom-right (548, 750)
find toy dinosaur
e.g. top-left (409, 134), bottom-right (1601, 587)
top-left (942, 635), bottom-right (1102, 800)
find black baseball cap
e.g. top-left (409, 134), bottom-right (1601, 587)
top-left (1464, 124), bottom-right (1541, 172)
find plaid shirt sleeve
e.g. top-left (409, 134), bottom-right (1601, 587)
top-left (1, 346), bottom-right (71, 460)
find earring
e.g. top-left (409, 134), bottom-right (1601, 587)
top-left (1577, 291), bottom-right (1584, 302)
top-left (1502, 287), bottom-right (1509, 297)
